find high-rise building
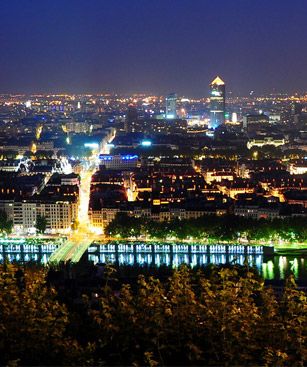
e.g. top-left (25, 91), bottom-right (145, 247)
top-left (125, 105), bottom-right (138, 132)
top-left (165, 93), bottom-right (177, 119)
top-left (209, 76), bottom-right (225, 129)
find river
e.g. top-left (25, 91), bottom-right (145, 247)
top-left (0, 239), bottom-right (306, 283)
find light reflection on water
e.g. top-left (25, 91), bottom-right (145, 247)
top-left (0, 241), bottom-right (306, 282)
top-left (0, 252), bottom-right (51, 264)
top-left (261, 257), bottom-right (304, 280)
top-left (89, 244), bottom-right (307, 282)
top-left (89, 252), bottom-right (262, 270)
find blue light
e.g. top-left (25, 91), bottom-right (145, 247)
top-left (84, 143), bottom-right (99, 149)
top-left (99, 154), bottom-right (138, 161)
top-left (99, 155), bottom-right (112, 161)
top-left (122, 154), bottom-right (138, 160)
top-left (141, 140), bottom-right (152, 147)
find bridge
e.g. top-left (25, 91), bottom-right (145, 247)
top-left (87, 242), bottom-right (274, 269)
top-left (0, 237), bottom-right (275, 268)
top-left (49, 239), bottom-right (91, 264)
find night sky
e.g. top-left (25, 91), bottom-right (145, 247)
top-left (0, 0), bottom-right (306, 96)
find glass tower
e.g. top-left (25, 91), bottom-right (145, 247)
top-left (209, 76), bottom-right (225, 129)
top-left (165, 93), bottom-right (177, 119)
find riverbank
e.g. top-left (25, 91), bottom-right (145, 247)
top-left (275, 247), bottom-right (307, 256)
top-left (1, 235), bottom-right (307, 257)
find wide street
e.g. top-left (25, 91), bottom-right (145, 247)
top-left (50, 137), bottom-right (115, 264)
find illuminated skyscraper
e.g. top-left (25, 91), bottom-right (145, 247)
top-left (209, 76), bottom-right (225, 129)
top-left (165, 93), bottom-right (177, 119)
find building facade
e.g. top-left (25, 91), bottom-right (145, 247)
top-left (99, 154), bottom-right (140, 170)
top-left (0, 198), bottom-right (78, 234)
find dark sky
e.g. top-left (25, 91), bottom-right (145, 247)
top-left (0, 0), bottom-right (306, 96)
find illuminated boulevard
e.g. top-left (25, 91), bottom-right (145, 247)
top-left (49, 166), bottom-right (96, 263)
top-left (49, 140), bottom-right (115, 264)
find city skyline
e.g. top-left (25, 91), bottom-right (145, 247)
top-left (0, 0), bottom-right (307, 96)
top-left (1, 84), bottom-right (307, 100)
top-left (0, 1), bottom-right (306, 366)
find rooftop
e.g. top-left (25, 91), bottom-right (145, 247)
top-left (211, 76), bottom-right (225, 86)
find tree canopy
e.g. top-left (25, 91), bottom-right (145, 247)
top-left (0, 264), bottom-right (305, 366)
top-left (0, 210), bottom-right (13, 235)
top-left (0, 264), bottom-right (92, 366)
top-left (36, 215), bottom-right (47, 234)
top-left (87, 266), bottom-right (307, 366)
top-left (106, 213), bottom-right (307, 243)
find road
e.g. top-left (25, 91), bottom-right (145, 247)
top-left (49, 134), bottom-right (116, 264)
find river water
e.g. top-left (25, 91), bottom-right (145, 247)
top-left (0, 240), bottom-right (306, 283)
top-left (88, 242), bottom-right (307, 283)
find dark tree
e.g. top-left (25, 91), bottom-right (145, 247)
top-left (36, 215), bottom-right (47, 234)
top-left (0, 210), bottom-right (13, 235)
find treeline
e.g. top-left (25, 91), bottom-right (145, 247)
top-left (106, 213), bottom-right (307, 243)
top-left (0, 264), bottom-right (306, 366)
top-left (0, 210), bottom-right (13, 235)
top-left (0, 150), bottom-right (57, 160)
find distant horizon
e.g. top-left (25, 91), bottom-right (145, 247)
top-left (0, 88), bottom-right (307, 99)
